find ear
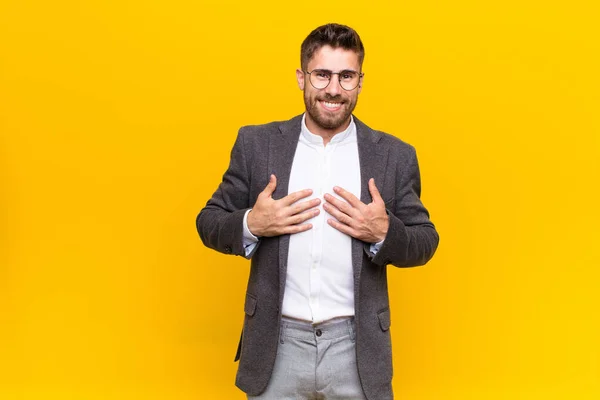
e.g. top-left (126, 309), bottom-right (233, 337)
top-left (296, 68), bottom-right (305, 90)
top-left (357, 73), bottom-right (364, 94)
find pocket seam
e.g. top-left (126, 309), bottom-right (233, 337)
top-left (377, 308), bottom-right (391, 331)
top-left (244, 293), bottom-right (257, 316)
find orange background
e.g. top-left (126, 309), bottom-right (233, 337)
top-left (1, 1), bottom-right (599, 398)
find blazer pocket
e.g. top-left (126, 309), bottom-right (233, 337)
top-left (244, 293), bottom-right (257, 317)
top-left (383, 196), bottom-right (395, 213)
top-left (377, 308), bottom-right (391, 331)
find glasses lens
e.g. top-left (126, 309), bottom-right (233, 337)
top-left (339, 71), bottom-right (360, 90)
top-left (309, 70), bottom-right (331, 89)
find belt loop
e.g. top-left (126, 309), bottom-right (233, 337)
top-left (347, 319), bottom-right (356, 342)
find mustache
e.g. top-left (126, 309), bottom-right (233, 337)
top-left (317, 94), bottom-right (344, 102)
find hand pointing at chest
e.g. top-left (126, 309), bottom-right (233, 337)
top-left (323, 178), bottom-right (389, 243)
top-left (247, 174), bottom-right (321, 237)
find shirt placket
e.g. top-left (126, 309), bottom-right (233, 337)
top-left (308, 142), bottom-right (334, 322)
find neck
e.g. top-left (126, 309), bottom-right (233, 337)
top-left (304, 115), bottom-right (351, 146)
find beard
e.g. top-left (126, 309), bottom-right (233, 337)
top-left (304, 92), bottom-right (358, 131)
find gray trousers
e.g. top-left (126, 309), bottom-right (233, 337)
top-left (247, 316), bottom-right (367, 400)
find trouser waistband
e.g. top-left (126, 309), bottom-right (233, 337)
top-left (280, 316), bottom-right (355, 342)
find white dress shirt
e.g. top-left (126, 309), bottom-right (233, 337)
top-left (242, 114), bottom-right (383, 323)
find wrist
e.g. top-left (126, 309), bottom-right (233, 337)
top-left (378, 216), bottom-right (389, 242)
top-left (247, 210), bottom-right (261, 237)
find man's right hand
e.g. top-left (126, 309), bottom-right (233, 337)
top-left (247, 174), bottom-right (320, 237)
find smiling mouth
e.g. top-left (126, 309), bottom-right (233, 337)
top-left (319, 100), bottom-right (343, 111)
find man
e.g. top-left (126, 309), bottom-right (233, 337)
top-left (196, 23), bottom-right (439, 400)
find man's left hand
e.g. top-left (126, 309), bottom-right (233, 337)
top-left (323, 178), bottom-right (389, 243)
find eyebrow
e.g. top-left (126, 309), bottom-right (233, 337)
top-left (313, 68), bottom-right (359, 74)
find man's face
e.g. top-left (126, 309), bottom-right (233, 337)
top-left (296, 45), bottom-right (363, 133)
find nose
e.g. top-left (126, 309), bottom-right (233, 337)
top-left (325, 74), bottom-right (343, 96)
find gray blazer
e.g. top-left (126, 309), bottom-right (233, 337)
top-left (196, 114), bottom-right (439, 400)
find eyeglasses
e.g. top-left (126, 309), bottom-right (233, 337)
top-left (304, 69), bottom-right (363, 91)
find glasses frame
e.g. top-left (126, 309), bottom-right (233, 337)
top-left (304, 69), bottom-right (364, 91)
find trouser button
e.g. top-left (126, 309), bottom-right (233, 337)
top-left (315, 329), bottom-right (322, 337)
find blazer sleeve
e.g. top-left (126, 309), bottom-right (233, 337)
top-left (196, 128), bottom-right (259, 259)
top-left (369, 145), bottom-right (439, 267)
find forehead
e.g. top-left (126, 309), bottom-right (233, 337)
top-left (307, 45), bottom-right (360, 71)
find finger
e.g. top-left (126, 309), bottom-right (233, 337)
top-left (324, 193), bottom-right (357, 217)
top-left (282, 188), bottom-right (313, 206)
top-left (282, 222), bottom-right (313, 235)
top-left (333, 186), bottom-right (363, 208)
top-left (286, 207), bottom-right (320, 225)
top-left (262, 174), bottom-right (277, 197)
top-left (368, 178), bottom-right (384, 204)
top-left (323, 202), bottom-right (354, 227)
top-left (289, 197), bottom-right (321, 216)
top-left (327, 218), bottom-right (357, 238)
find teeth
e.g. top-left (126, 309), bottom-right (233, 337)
top-left (323, 101), bottom-right (341, 108)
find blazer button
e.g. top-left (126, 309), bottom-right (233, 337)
top-left (225, 245), bottom-right (232, 253)
top-left (315, 329), bottom-right (322, 337)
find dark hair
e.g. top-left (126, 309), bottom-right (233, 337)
top-left (300, 23), bottom-right (365, 70)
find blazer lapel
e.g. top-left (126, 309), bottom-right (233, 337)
top-left (269, 115), bottom-right (303, 303)
top-left (352, 116), bottom-right (389, 284)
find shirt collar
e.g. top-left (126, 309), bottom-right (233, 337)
top-left (301, 113), bottom-right (355, 146)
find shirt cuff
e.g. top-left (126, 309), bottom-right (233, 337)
top-left (369, 238), bottom-right (385, 255)
top-left (242, 210), bottom-right (259, 256)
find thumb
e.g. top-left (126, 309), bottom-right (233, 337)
top-left (368, 178), bottom-right (383, 203)
top-left (263, 174), bottom-right (277, 197)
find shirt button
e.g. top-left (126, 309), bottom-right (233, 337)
top-left (315, 329), bottom-right (322, 337)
